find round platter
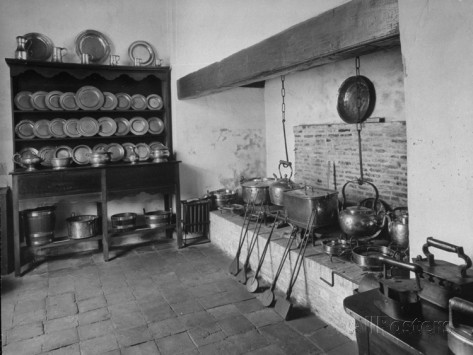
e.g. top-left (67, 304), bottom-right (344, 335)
top-left (135, 143), bottom-right (150, 161)
top-left (98, 117), bottom-right (117, 136)
top-left (64, 119), bottom-right (82, 138)
top-left (38, 146), bottom-right (56, 167)
top-left (129, 117), bottom-right (149, 135)
top-left (75, 29), bottom-right (111, 64)
top-left (50, 118), bottom-right (67, 138)
top-left (31, 91), bottom-right (49, 111)
top-left (14, 91), bottom-right (33, 111)
top-left (130, 94), bottom-right (147, 110)
top-left (76, 86), bottom-right (105, 111)
top-left (15, 120), bottom-right (35, 139)
top-left (147, 117), bottom-right (164, 135)
top-left (146, 94), bottom-right (163, 110)
top-left (101, 92), bottom-right (118, 111)
top-left (72, 145), bottom-right (92, 165)
top-left (105, 143), bottom-right (125, 162)
top-left (128, 40), bottom-right (156, 66)
top-left (24, 32), bottom-right (54, 61)
top-left (45, 91), bottom-right (64, 111)
top-left (54, 145), bottom-right (73, 159)
top-left (59, 92), bottom-right (79, 111)
top-left (116, 93), bottom-right (132, 110)
top-left (78, 117), bottom-right (99, 137)
top-left (34, 119), bottom-right (52, 138)
top-left (114, 117), bottom-right (130, 136)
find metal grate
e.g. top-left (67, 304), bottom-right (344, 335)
top-left (181, 198), bottom-right (211, 246)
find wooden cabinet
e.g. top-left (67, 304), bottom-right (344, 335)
top-left (6, 59), bottom-right (181, 276)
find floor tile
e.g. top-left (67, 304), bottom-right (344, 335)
top-left (41, 328), bottom-right (79, 352)
top-left (156, 332), bottom-right (197, 355)
top-left (307, 325), bottom-right (351, 352)
top-left (121, 341), bottom-right (160, 355)
top-left (226, 329), bottom-right (270, 353)
top-left (79, 333), bottom-right (119, 355)
top-left (207, 304), bottom-right (241, 320)
top-left (44, 315), bottom-right (79, 333)
top-left (6, 321), bottom-right (44, 344)
top-left (260, 322), bottom-right (322, 355)
top-left (245, 308), bottom-right (283, 328)
top-left (115, 325), bottom-right (152, 348)
top-left (188, 321), bottom-right (226, 346)
top-left (45, 342), bottom-right (81, 355)
top-left (286, 313), bottom-right (327, 336)
top-left (149, 317), bottom-right (187, 339)
top-left (77, 294), bottom-right (107, 313)
top-left (218, 314), bottom-right (255, 336)
top-left (78, 307), bottom-right (110, 325)
top-left (78, 319), bottom-right (115, 341)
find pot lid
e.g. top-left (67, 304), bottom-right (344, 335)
top-left (284, 186), bottom-right (338, 199)
top-left (344, 205), bottom-right (376, 215)
top-left (241, 178), bottom-right (274, 188)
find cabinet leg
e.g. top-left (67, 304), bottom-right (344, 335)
top-left (12, 181), bottom-right (21, 277)
top-left (100, 173), bottom-right (109, 262)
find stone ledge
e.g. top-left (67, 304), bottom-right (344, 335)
top-left (210, 211), bottom-right (367, 340)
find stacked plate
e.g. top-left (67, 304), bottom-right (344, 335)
top-left (15, 120), bottom-right (35, 139)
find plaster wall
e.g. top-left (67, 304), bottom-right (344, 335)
top-left (398, 0), bottom-right (473, 262)
top-left (264, 47), bottom-right (405, 176)
top-left (171, 0), bottom-right (349, 199)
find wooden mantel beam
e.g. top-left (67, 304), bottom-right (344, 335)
top-left (177, 0), bottom-right (399, 100)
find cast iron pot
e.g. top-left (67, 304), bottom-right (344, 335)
top-left (66, 213), bottom-right (99, 239)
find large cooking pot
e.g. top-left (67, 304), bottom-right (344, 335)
top-left (338, 180), bottom-right (386, 239)
top-left (207, 189), bottom-right (237, 210)
top-left (111, 212), bottom-right (137, 232)
top-left (269, 161), bottom-right (299, 206)
top-left (337, 75), bottom-right (376, 124)
top-left (66, 213), bottom-right (99, 239)
top-left (241, 177), bottom-right (275, 205)
top-left (283, 186), bottom-right (339, 229)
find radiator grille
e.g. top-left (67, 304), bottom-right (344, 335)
top-left (181, 198), bottom-right (211, 245)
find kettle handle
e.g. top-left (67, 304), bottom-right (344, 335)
top-left (278, 160), bottom-right (293, 180)
top-left (341, 179), bottom-right (379, 212)
top-left (420, 237), bottom-right (472, 277)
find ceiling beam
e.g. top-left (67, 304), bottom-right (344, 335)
top-left (177, 0), bottom-right (399, 100)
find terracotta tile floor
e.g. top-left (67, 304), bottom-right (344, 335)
top-left (1, 241), bottom-right (358, 354)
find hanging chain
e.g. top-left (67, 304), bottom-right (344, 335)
top-left (280, 75), bottom-right (290, 165)
top-left (355, 56), bottom-right (364, 184)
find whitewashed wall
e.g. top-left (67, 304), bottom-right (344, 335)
top-left (399, 0), bottom-right (473, 262)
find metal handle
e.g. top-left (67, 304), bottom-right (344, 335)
top-left (422, 237), bottom-right (472, 277)
top-left (341, 179), bottom-right (379, 212)
top-left (378, 255), bottom-right (423, 290)
top-left (449, 297), bottom-right (473, 331)
top-left (278, 160), bottom-right (293, 180)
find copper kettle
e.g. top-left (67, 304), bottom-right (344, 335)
top-left (387, 207), bottom-right (409, 248)
top-left (338, 180), bottom-right (386, 239)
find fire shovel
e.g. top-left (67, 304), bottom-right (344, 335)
top-left (274, 209), bottom-right (316, 320)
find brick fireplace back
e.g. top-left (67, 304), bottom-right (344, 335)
top-left (294, 121), bottom-right (407, 209)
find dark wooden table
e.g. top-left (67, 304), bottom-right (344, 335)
top-left (344, 289), bottom-right (452, 355)
top-left (11, 161), bottom-right (181, 276)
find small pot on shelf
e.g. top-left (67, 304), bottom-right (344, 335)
top-left (149, 143), bottom-right (170, 163)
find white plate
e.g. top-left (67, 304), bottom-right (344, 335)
top-left (38, 146), bottom-right (56, 167)
top-left (128, 40), bottom-right (156, 66)
top-left (131, 94), bottom-right (147, 110)
top-left (114, 117), bottom-right (130, 136)
top-left (75, 29), bottom-right (111, 64)
top-left (54, 145), bottom-right (73, 159)
top-left (135, 143), bottom-right (150, 161)
top-left (78, 117), bottom-right (99, 137)
top-left (105, 143), bottom-right (125, 162)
